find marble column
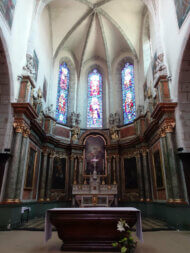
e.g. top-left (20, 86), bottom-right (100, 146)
top-left (160, 130), bottom-right (173, 202)
top-left (69, 155), bottom-right (75, 199)
top-left (115, 155), bottom-right (121, 198)
top-left (78, 157), bottom-right (83, 184)
top-left (14, 127), bottom-right (30, 202)
top-left (4, 124), bottom-right (24, 202)
top-left (136, 153), bottom-right (144, 201)
top-left (142, 149), bottom-right (151, 202)
top-left (113, 157), bottom-right (117, 185)
top-left (38, 149), bottom-right (48, 201)
top-left (73, 157), bottom-right (77, 185)
top-left (165, 131), bottom-right (181, 202)
top-left (107, 157), bottom-right (111, 185)
top-left (46, 152), bottom-right (55, 201)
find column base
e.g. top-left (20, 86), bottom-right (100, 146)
top-left (38, 198), bottom-right (45, 202)
top-left (3, 199), bottom-right (19, 204)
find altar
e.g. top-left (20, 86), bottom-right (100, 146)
top-left (45, 207), bottom-right (143, 251)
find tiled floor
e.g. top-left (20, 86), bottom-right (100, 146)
top-left (0, 230), bottom-right (190, 253)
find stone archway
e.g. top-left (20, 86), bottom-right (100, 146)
top-left (177, 35), bottom-right (190, 202)
top-left (178, 36), bottom-right (190, 151)
top-left (0, 37), bottom-right (12, 198)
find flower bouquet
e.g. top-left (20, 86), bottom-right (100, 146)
top-left (112, 219), bottom-right (137, 253)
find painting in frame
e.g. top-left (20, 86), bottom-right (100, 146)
top-left (51, 157), bottom-right (66, 190)
top-left (0, 0), bottom-right (16, 28)
top-left (24, 147), bottom-right (37, 189)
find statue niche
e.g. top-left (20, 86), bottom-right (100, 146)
top-left (84, 135), bottom-right (106, 176)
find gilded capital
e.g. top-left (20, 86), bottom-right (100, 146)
top-left (23, 127), bottom-right (30, 137)
top-left (13, 120), bottom-right (26, 133)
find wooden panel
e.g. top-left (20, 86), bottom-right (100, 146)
top-left (48, 209), bottom-right (139, 251)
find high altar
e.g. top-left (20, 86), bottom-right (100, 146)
top-left (72, 135), bottom-right (118, 207)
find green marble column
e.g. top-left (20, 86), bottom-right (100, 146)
top-left (4, 126), bottom-right (23, 202)
top-left (165, 131), bottom-right (181, 202)
top-left (38, 150), bottom-right (48, 201)
top-left (107, 157), bottom-right (111, 185)
top-left (68, 155), bottom-right (74, 199)
top-left (142, 150), bottom-right (151, 202)
top-left (14, 128), bottom-right (30, 202)
top-left (160, 132), bottom-right (173, 202)
top-left (136, 154), bottom-right (144, 201)
top-left (46, 153), bottom-right (55, 201)
top-left (78, 157), bottom-right (83, 184)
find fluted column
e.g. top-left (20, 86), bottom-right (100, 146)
top-left (46, 152), bottom-right (55, 201)
top-left (38, 149), bottom-right (48, 201)
top-left (142, 149), bottom-right (151, 202)
top-left (4, 122), bottom-right (24, 202)
top-left (78, 157), bottom-right (83, 184)
top-left (14, 127), bottom-right (30, 202)
top-left (136, 153), bottom-right (144, 201)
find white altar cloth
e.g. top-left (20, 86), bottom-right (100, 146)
top-left (45, 207), bottom-right (143, 243)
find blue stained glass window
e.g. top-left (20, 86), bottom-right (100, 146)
top-left (56, 62), bottom-right (70, 124)
top-left (87, 69), bottom-right (103, 128)
top-left (122, 63), bottom-right (136, 124)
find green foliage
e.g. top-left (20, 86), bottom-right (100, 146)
top-left (112, 219), bottom-right (136, 253)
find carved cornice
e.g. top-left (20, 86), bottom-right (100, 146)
top-left (151, 102), bottom-right (177, 121)
top-left (12, 103), bottom-right (38, 121)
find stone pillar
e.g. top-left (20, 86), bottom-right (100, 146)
top-left (142, 149), bottom-right (151, 202)
top-left (136, 153), bottom-right (144, 201)
top-left (78, 157), bottom-right (83, 184)
top-left (4, 122), bottom-right (24, 202)
top-left (107, 157), bottom-right (111, 185)
top-left (160, 129), bottom-right (173, 202)
top-left (46, 152), bottom-right (55, 201)
top-left (14, 127), bottom-right (30, 202)
top-left (38, 149), bottom-right (48, 201)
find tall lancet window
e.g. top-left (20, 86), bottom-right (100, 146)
top-left (122, 63), bottom-right (136, 124)
top-left (87, 69), bottom-right (103, 128)
top-left (56, 62), bottom-right (70, 124)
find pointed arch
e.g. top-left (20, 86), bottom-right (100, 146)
top-left (121, 62), bottom-right (136, 125)
top-left (56, 62), bottom-right (70, 124)
top-left (87, 68), bottom-right (103, 128)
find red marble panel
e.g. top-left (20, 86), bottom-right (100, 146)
top-left (120, 125), bottom-right (135, 139)
top-left (54, 126), bottom-right (70, 139)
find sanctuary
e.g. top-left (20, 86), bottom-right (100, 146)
top-left (0, 0), bottom-right (190, 237)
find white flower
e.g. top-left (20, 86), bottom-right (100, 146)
top-left (117, 219), bottom-right (130, 232)
top-left (117, 219), bottom-right (125, 232)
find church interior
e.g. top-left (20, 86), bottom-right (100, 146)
top-left (0, 0), bottom-right (190, 252)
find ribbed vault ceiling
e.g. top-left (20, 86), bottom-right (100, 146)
top-left (44, 0), bottom-right (145, 70)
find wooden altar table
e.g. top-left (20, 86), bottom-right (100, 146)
top-left (45, 207), bottom-right (143, 251)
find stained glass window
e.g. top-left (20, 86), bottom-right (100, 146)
top-left (56, 62), bottom-right (70, 124)
top-left (87, 69), bottom-right (103, 128)
top-left (122, 63), bottom-right (136, 124)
